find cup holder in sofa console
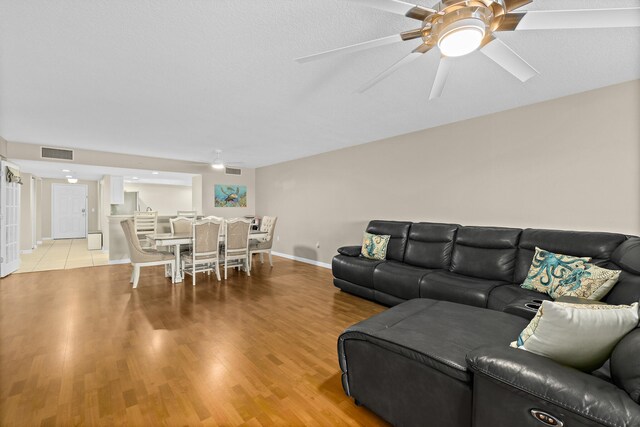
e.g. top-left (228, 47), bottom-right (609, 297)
top-left (524, 302), bottom-right (542, 311)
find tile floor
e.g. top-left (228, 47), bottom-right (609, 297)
top-left (16, 239), bottom-right (110, 273)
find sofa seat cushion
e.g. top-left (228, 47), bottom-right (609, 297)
top-left (373, 261), bottom-right (434, 301)
top-left (339, 299), bottom-right (528, 383)
top-left (488, 284), bottom-right (553, 312)
top-left (419, 271), bottom-right (508, 308)
top-left (332, 254), bottom-right (384, 289)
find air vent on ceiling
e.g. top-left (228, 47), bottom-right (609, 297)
top-left (225, 167), bottom-right (242, 176)
top-left (41, 146), bottom-right (74, 161)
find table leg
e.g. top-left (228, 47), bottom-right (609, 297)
top-left (174, 243), bottom-right (183, 283)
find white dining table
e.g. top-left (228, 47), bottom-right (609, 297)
top-left (147, 231), bottom-right (268, 283)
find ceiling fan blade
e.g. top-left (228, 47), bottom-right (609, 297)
top-left (496, 13), bottom-right (526, 31)
top-left (480, 37), bottom-right (538, 82)
top-left (346, 0), bottom-right (437, 21)
top-left (357, 47), bottom-right (429, 93)
top-left (428, 57), bottom-right (452, 100)
top-left (295, 32), bottom-right (418, 63)
top-left (503, 0), bottom-right (531, 12)
top-left (515, 8), bottom-right (640, 30)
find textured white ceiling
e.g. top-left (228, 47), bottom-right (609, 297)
top-left (1, 0), bottom-right (639, 168)
top-left (13, 159), bottom-right (195, 186)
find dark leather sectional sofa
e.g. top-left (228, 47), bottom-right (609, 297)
top-left (332, 221), bottom-right (640, 427)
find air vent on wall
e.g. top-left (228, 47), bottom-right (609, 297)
top-left (225, 167), bottom-right (242, 176)
top-left (41, 146), bottom-right (74, 161)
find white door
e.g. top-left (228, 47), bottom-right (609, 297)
top-left (1, 160), bottom-right (21, 277)
top-left (52, 184), bottom-right (87, 239)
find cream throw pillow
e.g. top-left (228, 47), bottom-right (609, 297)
top-left (511, 301), bottom-right (639, 372)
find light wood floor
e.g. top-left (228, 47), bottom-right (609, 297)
top-left (0, 256), bottom-right (388, 426)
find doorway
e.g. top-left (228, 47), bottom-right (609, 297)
top-left (52, 183), bottom-right (87, 239)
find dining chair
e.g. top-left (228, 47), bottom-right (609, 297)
top-left (181, 217), bottom-right (222, 285)
top-left (249, 216), bottom-right (278, 270)
top-left (121, 219), bottom-right (175, 288)
top-left (223, 218), bottom-right (251, 280)
top-left (170, 216), bottom-right (193, 235)
top-left (177, 210), bottom-right (197, 219)
top-left (134, 211), bottom-right (158, 248)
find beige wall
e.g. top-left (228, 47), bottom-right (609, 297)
top-left (41, 179), bottom-right (99, 238)
top-left (0, 136), bottom-right (7, 158)
top-left (256, 80), bottom-right (640, 264)
top-left (192, 175), bottom-right (203, 214)
top-left (123, 183), bottom-right (193, 216)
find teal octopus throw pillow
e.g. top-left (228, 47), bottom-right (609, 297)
top-left (550, 263), bottom-right (621, 300)
top-left (361, 232), bottom-right (390, 260)
top-left (521, 247), bottom-right (591, 296)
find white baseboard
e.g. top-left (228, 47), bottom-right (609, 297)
top-left (42, 237), bottom-right (52, 241)
top-left (37, 240), bottom-right (43, 245)
top-left (108, 258), bottom-right (131, 265)
top-left (20, 249), bottom-right (33, 254)
top-left (271, 251), bottom-right (331, 269)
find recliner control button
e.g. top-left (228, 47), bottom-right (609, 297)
top-left (531, 409), bottom-right (563, 426)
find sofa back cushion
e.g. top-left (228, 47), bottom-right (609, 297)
top-left (514, 229), bottom-right (627, 284)
top-left (366, 220), bottom-right (412, 262)
top-left (450, 226), bottom-right (522, 282)
top-left (606, 237), bottom-right (640, 305)
top-left (404, 222), bottom-right (458, 269)
top-left (611, 327), bottom-right (640, 404)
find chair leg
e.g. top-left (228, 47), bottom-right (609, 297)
top-left (215, 260), bottom-right (221, 281)
top-left (171, 262), bottom-right (176, 284)
top-left (193, 263), bottom-right (196, 286)
top-left (268, 250), bottom-right (273, 267)
top-left (133, 265), bottom-right (140, 288)
top-left (260, 253), bottom-right (264, 264)
top-left (224, 258), bottom-right (227, 280)
top-left (246, 257), bottom-right (251, 277)
top-left (130, 267), bottom-right (134, 284)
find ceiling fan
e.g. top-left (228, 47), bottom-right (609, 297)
top-left (296, 0), bottom-right (640, 99)
top-left (210, 150), bottom-right (244, 170)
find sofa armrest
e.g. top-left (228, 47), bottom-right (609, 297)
top-left (467, 345), bottom-right (640, 427)
top-left (337, 246), bottom-right (361, 257)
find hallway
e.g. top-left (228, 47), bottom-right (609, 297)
top-left (16, 239), bottom-right (110, 273)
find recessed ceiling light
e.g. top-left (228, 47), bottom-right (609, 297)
top-left (132, 177), bottom-right (139, 180)
top-left (151, 171), bottom-right (159, 175)
top-left (62, 169), bottom-right (71, 173)
top-left (67, 178), bottom-right (78, 184)
top-left (65, 175), bottom-right (73, 178)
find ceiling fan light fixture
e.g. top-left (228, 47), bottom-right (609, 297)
top-left (437, 18), bottom-right (485, 57)
top-left (211, 150), bottom-right (225, 169)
